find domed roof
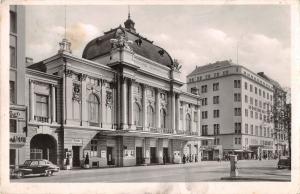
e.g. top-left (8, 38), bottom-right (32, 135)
top-left (82, 19), bottom-right (173, 67)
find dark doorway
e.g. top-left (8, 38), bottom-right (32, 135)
top-left (150, 147), bottom-right (157, 163)
top-left (208, 151), bottom-right (213, 160)
top-left (107, 147), bottom-right (113, 165)
top-left (72, 146), bottom-right (80, 167)
top-left (30, 134), bottom-right (57, 164)
top-left (10, 149), bottom-right (16, 165)
top-left (136, 147), bottom-right (143, 165)
top-left (163, 148), bottom-right (169, 163)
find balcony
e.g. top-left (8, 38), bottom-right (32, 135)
top-left (149, 128), bottom-right (174, 134)
top-left (177, 130), bottom-right (199, 136)
top-left (34, 116), bottom-right (49, 123)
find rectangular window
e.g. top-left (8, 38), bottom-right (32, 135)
top-left (244, 82), bottom-right (248, 90)
top-left (255, 126), bottom-right (258, 136)
top-left (10, 46), bottom-right (16, 68)
top-left (245, 95), bottom-right (248, 103)
top-left (250, 125), bottom-right (254, 135)
top-left (10, 81), bottom-right (15, 104)
top-left (201, 85), bottom-right (207, 93)
top-left (234, 123), bottom-right (241, 134)
top-left (201, 111), bottom-right (208, 119)
top-left (245, 123), bottom-right (248, 134)
top-left (202, 140), bottom-right (208, 146)
top-left (234, 108), bottom-right (241, 116)
top-left (10, 11), bottom-right (17, 33)
top-left (245, 109), bottom-right (248, 117)
top-left (255, 87), bottom-right (257, 94)
top-left (263, 91), bottom-right (265, 98)
top-left (213, 83), bottom-right (219, 91)
top-left (223, 71), bottom-right (228, 75)
top-left (205, 74), bottom-right (210, 79)
top-left (214, 73), bottom-right (219, 77)
top-left (255, 99), bottom-right (258, 106)
top-left (259, 101), bottom-right (262, 108)
top-left (214, 138), bottom-right (220, 145)
top-left (202, 98), bottom-right (207, 106)
top-left (10, 119), bottom-right (17, 133)
top-left (213, 96), bottom-right (219, 104)
top-left (250, 97), bottom-right (253, 105)
top-left (214, 124), bottom-right (220, 135)
top-left (234, 93), bottom-right (241, 102)
top-left (213, 110), bottom-right (219, 118)
top-left (235, 138), bottom-right (241, 145)
top-left (259, 89), bottom-right (261, 96)
top-left (255, 112), bottom-right (258, 119)
top-left (245, 138), bottom-right (248, 145)
top-left (260, 126), bottom-right (262, 136)
top-left (267, 93), bottom-right (269, 100)
top-left (250, 110), bottom-right (253, 118)
top-left (35, 94), bottom-right (49, 122)
top-left (201, 125), bottom-right (208, 135)
top-left (234, 80), bottom-right (241, 88)
top-left (250, 84), bottom-right (253, 92)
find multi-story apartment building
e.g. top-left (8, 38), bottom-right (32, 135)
top-left (9, 5), bottom-right (27, 166)
top-left (257, 72), bottom-right (289, 157)
top-left (14, 15), bottom-right (210, 168)
top-left (187, 60), bottom-right (274, 160)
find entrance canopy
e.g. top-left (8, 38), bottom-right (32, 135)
top-left (98, 129), bottom-right (213, 141)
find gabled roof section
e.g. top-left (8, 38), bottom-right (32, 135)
top-left (187, 60), bottom-right (233, 77)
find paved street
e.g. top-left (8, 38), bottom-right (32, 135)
top-left (11, 160), bottom-right (290, 182)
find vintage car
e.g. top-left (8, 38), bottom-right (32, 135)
top-left (277, 157), bottom-right (291, 169)
top-left (11, 159), bottom-right (60, 178)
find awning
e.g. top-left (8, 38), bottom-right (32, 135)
top-left (98, 129), bottom-right (213, 141)
top-left (233, 149), bottom-right (244, 152)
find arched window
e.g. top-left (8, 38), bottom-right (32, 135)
top-left (147, 105), bottom-right (155, 127)
top-left (87, 94), bottom-right (100, 125)
top-left (186, 113), bottom-right (191, 131)
top-left (133, 103), bottom-right (142, 126)
top-left (160, 109), bottom-right (166, 128)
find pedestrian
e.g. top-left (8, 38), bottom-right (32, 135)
top-left (163, 154), bottom-right (166, 165)
top-left (183, 154), bottom-right (186, 164)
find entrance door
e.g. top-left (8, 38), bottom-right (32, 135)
top-left (208, 151), bottom-right (213, 160)
top-left (150, 147), bottom-right (157, 163)
top-left (72, 146), bottom-right (80, 167)
top-left (107, 147), bottom-right (113, 165)
top-left (136, 147), bottom-right (143, 165)
top-left (10, 149), bottom-right (16, 166)
top-left (163, 148), bottom-right (169, 163)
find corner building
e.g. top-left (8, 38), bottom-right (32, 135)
top-left (187, 61), bottom-right (275, 160)
top-left (24, 16), bottom-right (209, 168)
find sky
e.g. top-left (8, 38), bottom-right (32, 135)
top-left (25, 5), bottom-right (291, 87)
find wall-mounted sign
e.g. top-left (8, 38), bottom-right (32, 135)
top-left (9, 110), bottom-right (26, 120)
top-left (10, 133), bottom-right (26, 145)
top-left (72, 139), bottom-right (83, 145)
top-left (146, 150), bottom-right (150, 158)
top-left (101, 150), bottom-right (106, 158)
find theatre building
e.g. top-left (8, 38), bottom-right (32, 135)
top-left (23, 15), bottom-right (209, 168)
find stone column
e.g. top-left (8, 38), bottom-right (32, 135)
top-left (175, 94), bottom-right (180, 134)
top-left (182, 103), bottom-right (186, 132)
top-left (155, 88), bottom-right (160, 129)
top-left (101, 80), bottom-right (106, 128)
top-left (197, 105), bottom-right (201, 135)
top-left (142, 84), bottom-right (147, 130)
top-left (81, 74), bottom-right (88, 126)
top-left (65, 69), bottom-right (73, 122)
top-left (121, 77), bottom-right (128, 129)
top-left (30, 80), bottom-right (35, 121)
top-left (128, 79), bottom-right (134, 129)
top-left (191, 105), bottom-right (194, 134)
top-left (51, 84), bottom-right (56, 123)
top-left (171, 92), bottom-right (176, 131)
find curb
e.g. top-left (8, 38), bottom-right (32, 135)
top-left (220, 176), bottom-right (291, 182)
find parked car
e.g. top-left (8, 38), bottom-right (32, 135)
top-left (277, 157), bottom-right (291, 169)
top-left (11, 159), bottom-right (60, 178)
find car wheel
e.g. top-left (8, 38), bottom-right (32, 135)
top-left (17, 171), bottom-right (24, 179)
top-left (44, 170), bottom-right (51, 177)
